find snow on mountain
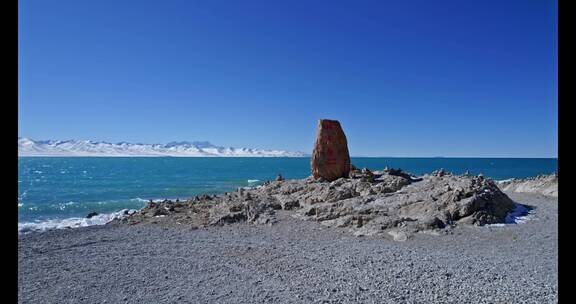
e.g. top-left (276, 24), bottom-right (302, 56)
top-left (18, 138), bottom-right (307, 157)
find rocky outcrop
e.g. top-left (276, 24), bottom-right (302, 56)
top-left (498, 174), bottom-right (557, 197)
top-left (311, 119), bottom-right (351, 181)
top-left (119, 169), bottom-right (516, 241)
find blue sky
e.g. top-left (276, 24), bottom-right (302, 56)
top-left (18, 0), bottom-right (557, 157)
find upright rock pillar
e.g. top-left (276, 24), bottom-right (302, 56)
top-left (311, 119), bottom-right (351, 181)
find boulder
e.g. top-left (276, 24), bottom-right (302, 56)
top-left (311, 119), bottom-right (351, 181)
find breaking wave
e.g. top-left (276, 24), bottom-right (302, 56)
top-left (18, 209), bottom-right (138, 234)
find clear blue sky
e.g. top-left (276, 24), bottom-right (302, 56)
top-left (18, 0), bottom-right (557, 157)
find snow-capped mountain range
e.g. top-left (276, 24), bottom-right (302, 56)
top-left (18, 138), bottom-right (307, 157)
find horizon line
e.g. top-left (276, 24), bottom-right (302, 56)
top-left (17, 155), bottom-right (558, 159)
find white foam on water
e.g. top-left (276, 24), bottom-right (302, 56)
top-left (58, 201), bottom-right (77, 210)
top-left (496, 178), bottom-right (516, 184)
top-left (18, 209), bottom-right (137, 234)
top-left (247, 179), bottom-right (260, 183)
top-left (18, 190), bottom-right (28, 200)
top-left (131, 197), bottom-right (175, 203)
top-left (131, 197), bottom-right (150, 203)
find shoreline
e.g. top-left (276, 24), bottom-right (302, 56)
top-left (18, 191), bottom-right (557, 303)
top-left (18, 173), bottom-right (558, 235)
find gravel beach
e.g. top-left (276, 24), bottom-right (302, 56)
top-left (18, 191), bottom-right (557, 304)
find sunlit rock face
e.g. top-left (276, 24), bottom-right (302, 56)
top-left (311, 119), bottom-right (351, 182)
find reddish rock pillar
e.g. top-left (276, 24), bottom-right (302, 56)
top-left (311, 119), bottom-right (351, 181)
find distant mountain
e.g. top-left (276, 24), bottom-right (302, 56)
top-left (18, 138), bottom-right (308, 157)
